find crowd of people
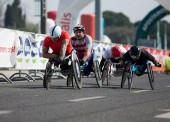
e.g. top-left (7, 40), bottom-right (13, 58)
top-left (42, 24), bottom-right (162, 86)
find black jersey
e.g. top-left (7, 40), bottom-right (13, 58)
top-left (122, 49), bottom-right (155, 65)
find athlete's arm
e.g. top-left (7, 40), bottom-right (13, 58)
top-left (82, 48), bottom-right (91, 61)
top-left (59, 39), bottom-right (69, 60)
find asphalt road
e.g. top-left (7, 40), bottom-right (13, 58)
top-left (0, 73), bottom-right (170, 122)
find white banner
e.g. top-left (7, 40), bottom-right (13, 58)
top-left (56, 0), bottom-right (94, 35)
top-left (15, 31), bottom-right (48, 70)
top-left (155, 0), bottom-right (170, 11)
top-left (0, 28), bottom-right (19, 67)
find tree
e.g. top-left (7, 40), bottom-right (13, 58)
top-left (4, 0), bottom-right (26, 29)
top-left (103, 11), bottom-right (135, 44)
top-left (0, 0), bottom-right (12, 17)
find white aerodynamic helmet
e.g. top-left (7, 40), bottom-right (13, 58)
top-left (49, 25), bottom-right (62, 38)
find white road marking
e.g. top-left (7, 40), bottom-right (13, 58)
top-left (0, 110), bottom-right (12, 115)
top-left (130, 90), bottom-right (150, 93)
top-left (68, 96), bottom-right (105, 102)
top-left (158, 109), bottom-right (170, 112)
top-left (155, 112), bottom-right (170, 119)
top-left (166, 85), bottom-right (170, 88)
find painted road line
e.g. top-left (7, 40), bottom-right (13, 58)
top-left (155, 109), bottom-right (170, 119)
top-left (155, 112), bottom-right (170, 119)
top-left (166, 85), bottom-right (170, 88)
top-left (68, 96), bottom-right (105, 102)
top-left (0, 110), bottom-right (12, 115)
top-left (130, 90), bottom-right (150, 93)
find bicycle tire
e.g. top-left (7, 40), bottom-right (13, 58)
top-left (102, 60), bottom-right (110, 84)
top-left (94, 60), bottom-right (102, 88)
top-left (72, 59), bottom-right (82, 89)
top-left (147, 63), bottom-right (154, 90)
top-left (121, 61), bottom-right (131, 88)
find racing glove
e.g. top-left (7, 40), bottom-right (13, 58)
top-left (49, 57), bottom-right (62, 65)
top-left (153, 60), bottom-right (161, 67)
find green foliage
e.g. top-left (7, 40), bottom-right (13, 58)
top-left (103, 10), bottom-right (170, 49)
top-left (103, 11), bottom-right (132, 28)
top-left (103, 11), bottom-right (135, 45)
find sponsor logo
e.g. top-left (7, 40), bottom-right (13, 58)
top-left (24, 38), bottom-right (31, 56)
top-left (60, 12), bottom-right (72, 31)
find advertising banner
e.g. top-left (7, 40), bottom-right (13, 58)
top-left (0, 28), bottom-right (19, 67)
top-left (56, 0), bottom-right (94, 35)
top-left (155, 0), bottom-right (170, 11)
top-left (15, 31), bottom-right (48, 70)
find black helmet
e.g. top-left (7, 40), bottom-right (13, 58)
top-left (129, 46), bottom-right (141, 58)
top-left (73, 24), bottom-right (85, 32)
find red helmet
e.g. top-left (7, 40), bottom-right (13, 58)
top-left (111, 45), bottom-right (122, 59)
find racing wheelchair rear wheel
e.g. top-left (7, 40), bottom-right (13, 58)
top-left (72, 59), bottom-right (82, 89)
top-left (147, 63), bottom-right (154, 90)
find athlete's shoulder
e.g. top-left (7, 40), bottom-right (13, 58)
top-left (85, 34), bottom-right (92, 39)
top-left (85, 34), bottom-right (92, 41)
top-left (61, 31), bottom-right (70, 39)
top-left (71, 36), bottom-right (77, 40)
top-left (44, 36), bottom-right (51, 41)
top-left (61, 31), bottom-right (69, 36)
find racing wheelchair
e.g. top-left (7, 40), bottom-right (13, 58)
top-left (43, 50), bottom-right (82, 90)
top-left (101, 59), bottom-right (123, 86)
top-left (121, 61), bottom-right (161, 90)
top-left (80, 51), bottom-right (102, 88)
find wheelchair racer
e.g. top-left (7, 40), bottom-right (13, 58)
top-left (42, 25), bottom-right (73, 71)
top-left (99, 45), bottom-right (127, 71)
top-left (119, 45), bottom-right (161, 76)
top-left (70, 24), bottom-right (93, 77)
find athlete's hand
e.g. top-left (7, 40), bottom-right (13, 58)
top-left (155, 62), bottom-right (162, 67)
top-left (153, 60), bottom-right (161, 67)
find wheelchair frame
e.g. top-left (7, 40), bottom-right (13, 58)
top-left (121, 61), bottom-right (154, 90)
top-left (102, 59), bottom-right (123, 86)
top-left (43, 50), bottom-right (82, 90)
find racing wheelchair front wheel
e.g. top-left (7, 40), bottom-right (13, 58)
top-left (128, 65), bottom-right (133, 90)
top-left (43, 62), bottom-right (53, 90)
top-left (72, 59), bottom-right (82, 89)
top-left (121, 61), bottom-right (131, 88)
top-left (101, 60), bottom-right (110, 85)
top-left (147, 63), bottom-right (154, 90)
top-left (93, 60), bottom-right (102, 88)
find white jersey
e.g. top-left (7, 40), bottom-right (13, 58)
top-left (103, 46), bottom-right (127, 59)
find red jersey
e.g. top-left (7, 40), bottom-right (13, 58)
top-left (43, 31), bottom-right (72, 56)
top-left (71, 34), bottom-right (92, 59)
